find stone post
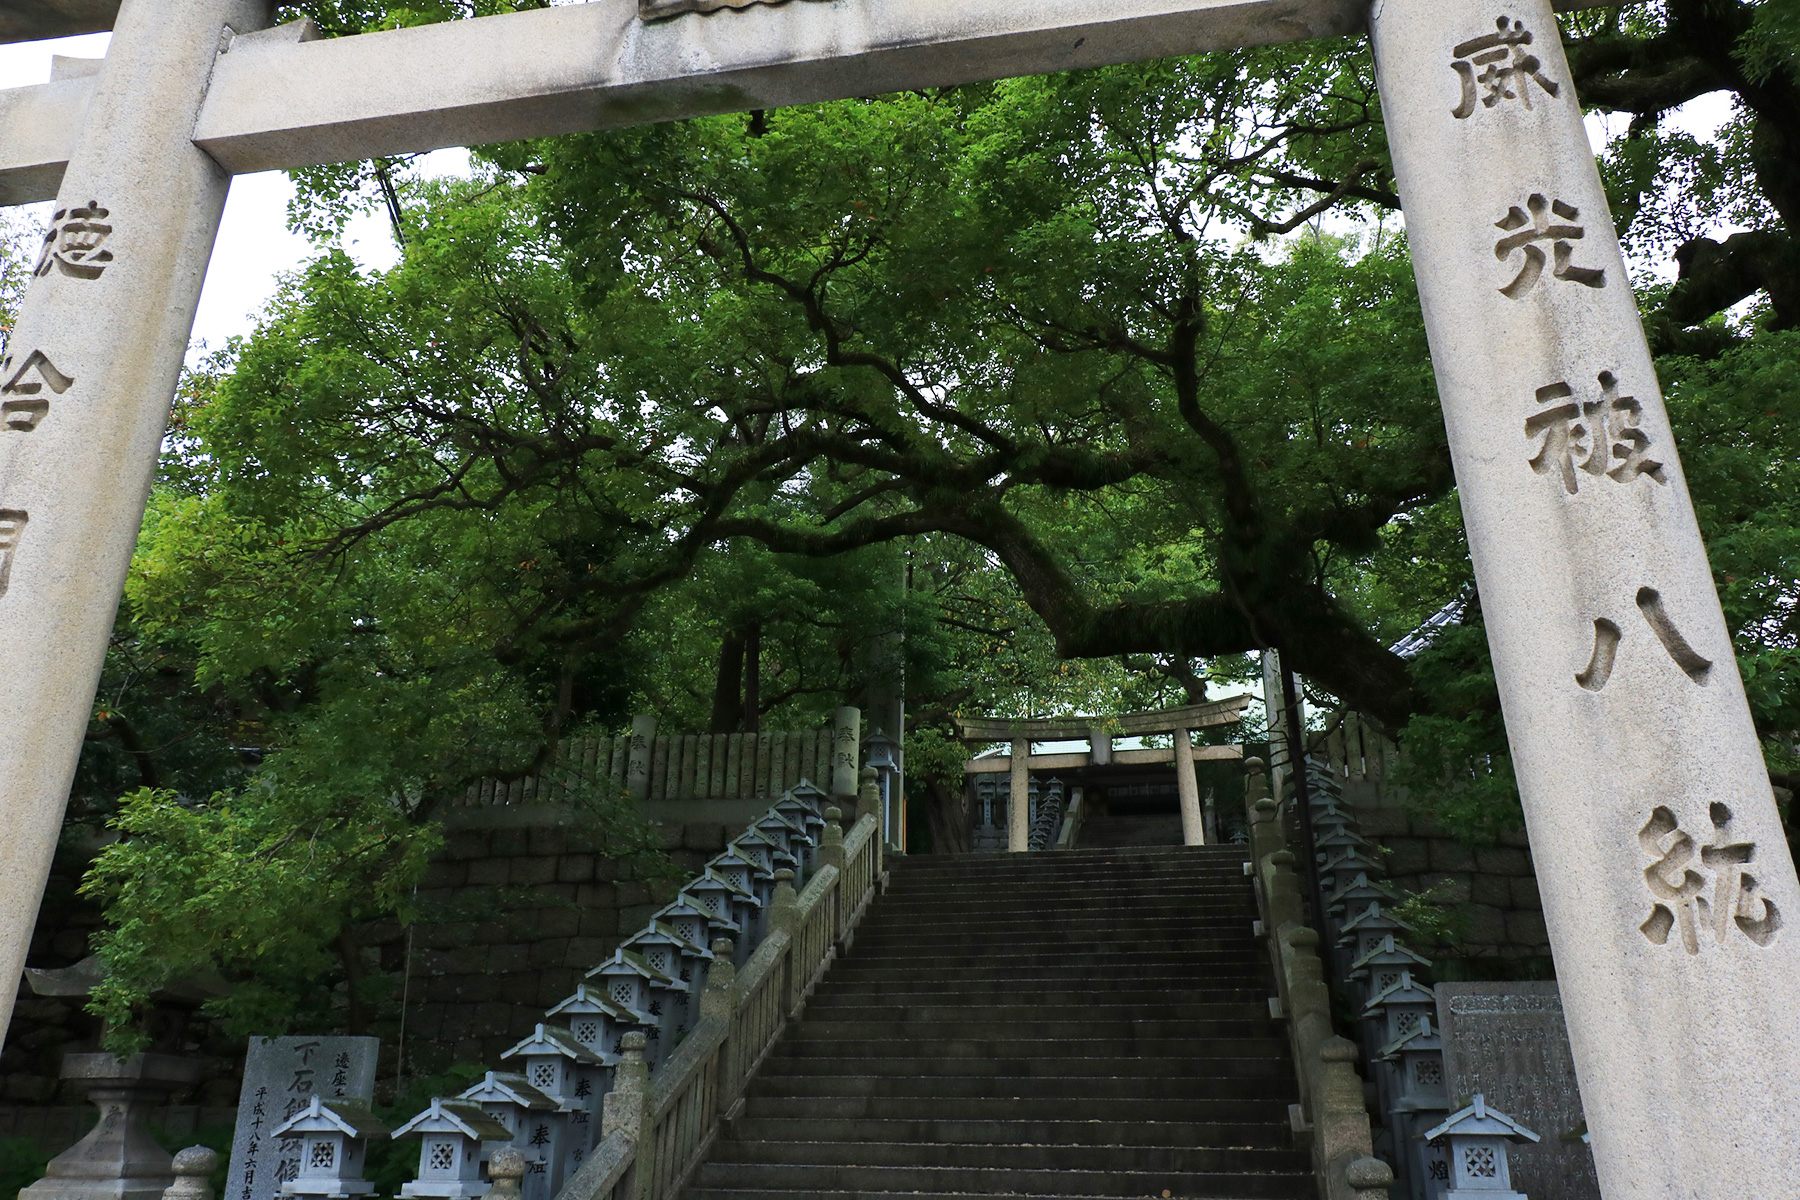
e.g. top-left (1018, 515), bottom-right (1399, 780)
top-left (1173, 726), bottom-right (1204, 846)
top-left (483, 1148), bottom-right (525, 1200)
top-left (599, 1032), bottom-right (649, 1143)
top-left (625, 714), bottom-right (655, 802)
top-left (1260, 651), bottom-right (1290, 803)
top-left (818, 807), bottom-right (845, 875)
top-left (159, 1148), bottom-right (215, 1200)
top-left (1007, 737), bottom-right (1029, 853)
top-left (830, 706), bottom-right (860, 799)
top-left (1371, 0), bottom-right (1800, 1188)
top-left (771, 868), bottom-right (800, 1010)
top-left (699, 938), bottom-right (736, 1024)
top-left (856, 767), bottom-right (885, 878)
top-left (0, 0), bottom-right (272, 1049)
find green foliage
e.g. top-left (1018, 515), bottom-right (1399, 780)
top-left (1390, 881), bottom-right (1474, 949)
top-left (0, 1137), bottom-right (49, 1200)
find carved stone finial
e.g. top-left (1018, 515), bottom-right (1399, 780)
top-left (774, 868), bottom-right (795, 884)
top-left (824, 806), bottom-right (842, 822)
top-left (162, 1147), bottom-right (218, 1200)
top-left (710, 937), bottom-right (734, 958)
top-left (621, 1031), bottom-right (647, 1057)
top-left (1321, 1035), bottom-right (1360, 1064)
top-left (485, 1147), bottom-right (526, 1200)
top-left (1345, 1156), bottom-right (1394, 1189)
top-left (1244, 756), bottom-right (1266, 773)
top-left (1270, 850), bottom-right (1296, 867)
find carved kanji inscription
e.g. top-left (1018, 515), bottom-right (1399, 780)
top-left (1576, 587), bottom-right (1713, 691)
top-left (0, 509), bottom-right (26, 597)
top-left (1640, 803), bottom-right (1781, 953)
top-left (1495, 195), bottom-right (1605, 298)
top-left (34, 201), bottom-right (114, 280)
top-left (1450, 16), bottom-right (1561, 119)
top-left (1525, 371), bottom-right (1664, 494)
top-left (0, 350), bottom-right (75, 432)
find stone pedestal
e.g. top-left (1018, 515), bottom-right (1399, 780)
top-left (22, 1053), bottom-right (204, 1200)
top-left (1371, 0), bottom-right (1800, 1192)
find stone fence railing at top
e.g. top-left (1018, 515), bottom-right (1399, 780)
top-left (448, 708), bottom-right (864, 809)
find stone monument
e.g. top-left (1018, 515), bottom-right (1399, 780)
top-left (20, 1052), bottom-right (204, 1200)
top-left (224, 1036), bottom-right (378, 1200)
top-left (1436, 983), bottom-right (1598, 1200)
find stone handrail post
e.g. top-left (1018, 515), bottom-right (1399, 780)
top-left (818, 807), bottom-right (844, 874)
top-left (601, 1033), bottom-right (650, 1143)
top-left (700, 939), bottom-right (736, 1023)
top-left (856, 768), bottom-right (885, 878)
top-left (770, 870), bottom-right (801, 1012)
top-left (1316, 1038), bottom-right (1392, 1200)
top-left (160, 1147), bottom-right (217, 1200)
top-left (486, 1147), bottom-right (527, 1200)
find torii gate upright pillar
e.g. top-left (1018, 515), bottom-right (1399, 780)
top-left (0, 0), bottom-right (270, 1038)
top-left (1371, 0), bottom-right (1800, 1194)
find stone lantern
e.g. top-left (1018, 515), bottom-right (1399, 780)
top-left (670, 877), bottom-right (744, 948)
top-left (392, 1098), bottom-right (511, 1200)
top-left (587, 949), bottom-right (678, 1061)
top-left (753, 810), bottom-right (814, 876)
top-left (268, 1096), bottom-right (387, 1200)
top-left (735, 826), bottom-right (801, 886)
top-left (683, 867), bottom-right (760, 959)
top-left (1424, 1094), bottom-right (1540, 1198)
top-left (623, 921), bottom-right (711, 1030)
top-left (456, 1073), bottom-right (566, 1200)
top-left (774, 788), bottom-right (827, 849)
top-left (1377, 1012), bottom-right (1450, 1198)
top-left (1348, 934), bottom-right (1434, 1007)
top-left (1362, 969), bottom-right (1437, 1053)
top-left (545, 982), bottom-right (645, 1074)
top-left (501, 1025), bottom-right (607, 1175)
top-left (652, 897), bottom-right (723, 957)
top-left (861, 729), bottom-right (901, 848)
top-left (1326, 871), bottom-right (1397, 929)
top-left (711, 844), bottom-right (775, 917)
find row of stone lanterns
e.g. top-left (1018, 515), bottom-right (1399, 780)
top-left (1297, 761), bottom-right (1540, 1199)
top-left (264, 783), bottom-right (832, 1200)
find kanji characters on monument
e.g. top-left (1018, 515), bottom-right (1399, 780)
top-left (35, 201), bottom-right (115, 280)
top-left (1449, 15), bottom-right (1560, 119)
top-left (1524, 371), bottom-right (1664, 495)
top-left (1494, 194), bottom-right (1605, 298)
top-left (0, 349), bottom-right (75, 432)
top-left (1639, 803), bottom-right (1782, 953)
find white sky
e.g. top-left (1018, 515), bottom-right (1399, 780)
top-left (0, 29), bottom-right (1741, 363)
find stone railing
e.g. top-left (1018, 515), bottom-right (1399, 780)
top-left (1052, 788), bottom-right (1085, 849)
top-left (1243, 759), bottom-right (1394, 1200)
top-left (449, 708), bottom-right (863, 808)
top-left (558, 802), bottom-right (881, 1200)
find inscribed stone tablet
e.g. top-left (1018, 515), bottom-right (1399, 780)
top-left (1435, 983), bottom-right (1597, 1200)
top-left (225, 1036), bottom-right (379, 1200)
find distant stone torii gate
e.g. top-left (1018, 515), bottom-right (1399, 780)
top-left (0, 0), bottom-right (1793, 1193)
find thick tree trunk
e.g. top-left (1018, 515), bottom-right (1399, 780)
top-left (743, 622), bottom-right (762, 733)
top-left (709, 630), bottom-right (745, 733)
top-left (922, 777), bottom-right (970, 855)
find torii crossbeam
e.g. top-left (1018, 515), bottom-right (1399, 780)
top-left (0, 2), bottom-right (1793, 1196)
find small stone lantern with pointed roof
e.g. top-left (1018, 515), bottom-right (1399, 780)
top-left (735, 826), bottom-right (801, 887)
top-left (1338, 900), bottom-right (1417, 962)
top-left (544, 982), bottom-right (643, 1097)
top-left (393, 1098), bottom-right (511, 1200)
top-left (776, 784), bottom-right (828, 844)
top-left (754, 807), bottom-right (813, 862)
top-left (1424, 1094), bottom-right (1540, 1197)
top-left (268, 1096), bottom-right (388, 1200)
top-left (710, 844), bottom-right (775, 926)
top-left (1362, 969), bottom-right (1438, 1047)
top-left (1327, 871), bottom-right (1398, 922)
top-left (1379, 1013), bottom-right (1448, 1114)
top-left (1349, 934), bottom-right (1434, 1004)
top-left (456, 1073), bottom-right (566, 1200)
top-left (502, 1025), bottom-right (607, 1178)
top-left (623, 921), bottom-right (710, 1030)
top-left (682, 867), bottom-right (759, 960)
top-left (587, 949), bottom-right (678, 1061)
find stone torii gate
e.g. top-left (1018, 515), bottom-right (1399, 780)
top-left (0, 0), bottom-right (1793, 1193)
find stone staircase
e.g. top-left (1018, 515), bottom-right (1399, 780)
top-left (682, 846), bottom-right (1314, 1199)
top-left (1076, 810), bottom-right (1187, 847)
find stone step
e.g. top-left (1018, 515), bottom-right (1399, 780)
top-left (704, 1137), bottom-right (1310, 1174)
top-left (688, 1160), bottom-right (1313, 1197)
top-left (744, 1073), bottom-right (1295, 1102)
top-left (756, 1054), bottom-right (1295, 1080)
top-left (740, 1094), bottom-right (1294, 1123)
top-left (686, 1190), bottom-right (1301, 1200)
top-left (725, 1116), bottom-right (1293, 1147)
top-left (788, 1017), bottom-right (1278, 1041)
top-left (798, 999), bottom-right (1273, 1022)
top-left (774, 1036), bottom-right (1290, 1062)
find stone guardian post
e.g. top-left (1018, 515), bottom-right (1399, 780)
top-left (1370, 0), bottom-right (1800, 1191)
top-left (0, 0), bottom-right (271, 1047)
